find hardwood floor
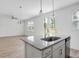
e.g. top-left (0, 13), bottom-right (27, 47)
top-left (0, 36), bottom-right (25, 58)
top-left (0, 36), bottom-right (79, 58)
top-left (70, 49), bottom-right (79, 58)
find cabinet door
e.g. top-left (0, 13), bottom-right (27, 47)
top-left (46, 55), bottom-right (52, 58)
top-left (25, 44), bottom-right (42, 58)
top-left (42, 47), bottom-right (52, 58)
top-left (53, 40), bottom-right (65, 51)
top-left (53, 44), bottom-right (65, 58)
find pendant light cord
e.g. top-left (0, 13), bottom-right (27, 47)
top-left (52, 0), bottom-right (55, 16)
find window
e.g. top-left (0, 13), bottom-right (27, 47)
top-left (72, 10), bottom-right (79, 30)
top-left (27, 21), bottom-right (34, 31)
top-left (44, 17), bottom-right (56, 37)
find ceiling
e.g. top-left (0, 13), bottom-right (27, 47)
top-left (0, 0), bottom-right (79, 20)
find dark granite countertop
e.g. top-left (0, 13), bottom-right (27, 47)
top-left (21, 35), bottom-right (70, 51)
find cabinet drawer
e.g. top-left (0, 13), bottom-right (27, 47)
top-left (42, 47), bottom-right (51, 58)
top-left (53, 40), bottom-right (65, 51)
top-left (53, 44), bottom-right (65, 58)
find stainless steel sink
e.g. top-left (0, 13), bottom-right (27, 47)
top-left (41, 36), bottom-right (61, 42)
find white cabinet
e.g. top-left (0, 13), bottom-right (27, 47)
top-left (25, 44), bottom-right (42, 58)
top-left (53, 40), bottom-right (65, 51)
top-left (52, 40), bottom-right (65, 58)
top-left (25, 40), bottom-right (65, 58)
top-left (25, 43), bottom-right (52, 58)
top-left (42, 47), bottom-right (52, 58)
top-left (53, 45), bottom-right (65, 58)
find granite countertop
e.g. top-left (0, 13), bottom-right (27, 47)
top-left (21, 35), bottom-right (70, 51)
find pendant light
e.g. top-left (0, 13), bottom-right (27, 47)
top-left (11, 0), bottom-right (23, 24)
top-left (16, 0), bottom-right (23, 24)
top-left (18, 0), bottom-right (23, 24)
top-left (51, 0), bottom-right (56, 36)
top-left (52, 0), bottom-right (55, 17)
top-left (40, 0), bottom-right (42, 13)
top-left (18, 0), bottom-right (23, 8)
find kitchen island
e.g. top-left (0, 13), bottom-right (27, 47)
top-left (21, 35), bottom-right (70, 58)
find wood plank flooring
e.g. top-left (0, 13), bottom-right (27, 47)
top-left (0, 36), bottom-right (79, 58)
top-left (0, 36), bottom-right (25, 58)
top-left (70, 49), bottom-right (79, 58)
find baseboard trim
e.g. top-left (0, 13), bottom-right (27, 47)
top-left (70, 48), bottom-right (79, 51)
top-left (0, 35), bottom-right (24, 38)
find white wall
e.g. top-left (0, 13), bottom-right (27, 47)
top-left (25, 3), bottom-right (79, 50)
top-left (0, 14), bottom-right (24, 37)
top-left (55, 3), bottom-right (79, 50)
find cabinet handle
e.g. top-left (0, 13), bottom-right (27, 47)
top-left (59, 49), bottom-right (62, 55)
top-left (49, 50), bottom-right (51, 54)
top-left (45, 50), bottom-right (51, 57)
